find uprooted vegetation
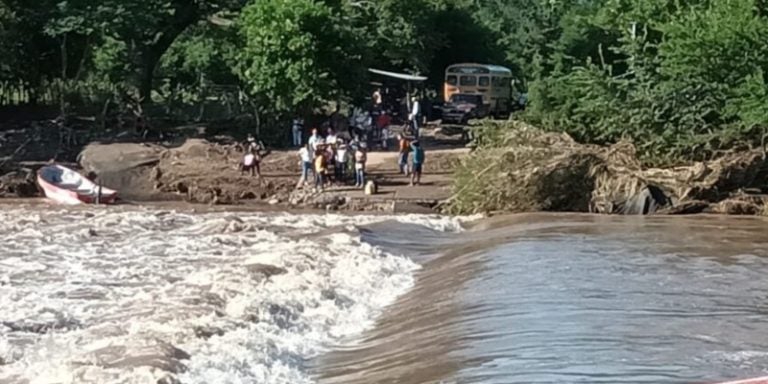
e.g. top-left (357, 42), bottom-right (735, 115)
top-left (446, 121), bottom-right (768, 216)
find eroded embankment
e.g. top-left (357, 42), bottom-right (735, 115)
top-left (446, 121), bottom-right (768, 216)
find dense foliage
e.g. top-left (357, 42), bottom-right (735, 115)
top-left (519, 0), bottom-right (768, 163)
top-left (1, 0), bottom-right (767, 159)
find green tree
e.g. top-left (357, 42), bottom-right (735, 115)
top-left (237, 0), bottom-right (366, 114)
top-left (40, 0), bottom-right (245, 101)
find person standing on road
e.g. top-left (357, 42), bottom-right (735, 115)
top-left (314, 147), bottom-right (327, 192)
top-left (308, 128), bottom-right (321, 153)
top-left (354, 143), bottom-right (367, 188)
top-left (397, 134), bottom-right (410, 176)
top-left (326, 127), bottom-right (338, 146)
top-left (408, 95), bottom-right (421, 139)
top-left (335, 141), bottom-right (349, 185)
top-left (292, 117), bottom-right (304, 147)
top-left (410, 140), bottom-right (424, 186)
top-left (298, 143), bottom-right (312, 187)
top-left (241, 145), bottom-right (263, 178)
top-left (377, 111), bottom-right (391, 150)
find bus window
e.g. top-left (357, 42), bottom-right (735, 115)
top-left (460, 75), bottom-right (477, 86)
top-left (447, 75), bottom-right (458, 86)
top-left (479, 77), bottom-right (490, 87)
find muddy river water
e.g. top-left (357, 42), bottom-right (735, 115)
top-left (2, 204), bottom-right (768, 383)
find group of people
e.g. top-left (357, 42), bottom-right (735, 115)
top-left (291, 91), bottom-right (421, 152)
top-left (297, 127), bottom-right (369, 191)
top-left (289, 126), bottom-right (426, 192)
top-left (253, 91), bottom-right (426, 191)
top-left (397, 134), bottom-right (425, 186)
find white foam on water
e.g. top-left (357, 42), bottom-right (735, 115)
top-left (0, 207), bottom-right (465, 384)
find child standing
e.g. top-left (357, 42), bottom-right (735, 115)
top-left (397, 134), bottom-right (410, 176)
top-left (354, 143), bottom-right (367, 188)
top-left (314, 148), bottom-right (327, 191)
top-left (410, 140), bottom-right (424, 186)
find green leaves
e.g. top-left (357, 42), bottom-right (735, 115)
top-left (520, 0), bottom-right (768, 164)
top-left (236, 0), bottom-right (365, 114)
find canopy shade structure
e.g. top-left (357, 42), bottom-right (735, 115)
top-left (368, 68), bottom-right (427, 82)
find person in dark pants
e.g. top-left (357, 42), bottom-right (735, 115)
top-left (241, 148), bottom-right (260, 177)
top-left (354, 143), bottom-right (367, 188)
top-left (397, 134), bottom-right (410, 175)
top-left (410, 140), bottom-right (424, 186)
top-left (335, 141), bottom-right (349, 185)
top-left (314, 148), bottom-right (327, 191)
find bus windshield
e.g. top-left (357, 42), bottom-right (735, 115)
top-left (459, 76), bottom-right (477, 86)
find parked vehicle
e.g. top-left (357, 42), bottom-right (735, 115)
top-left (444, 63), bottom-right (513, 117)
top-left (441, 93), bottom-right (489, 124)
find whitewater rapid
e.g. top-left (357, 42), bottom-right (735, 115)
top-left (0, 206), bottom-right (466, 383)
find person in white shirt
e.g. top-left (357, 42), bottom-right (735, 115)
top-left (335, 141), bottom-right (349, 184)
top-left (325, 128), bottom-right (338, 146)
top-left (308, 128), bottom-right (320, 153)
top-left (297, 144), bottom-right (312, 187)
top-left (241, 149), bottom-right (260, 177)
top-left (408, 96), bottom-right (421, 138)
top-left (292, 117), bottom-right (304, 147)
top-left (354, 142), bottom-right (367, 188)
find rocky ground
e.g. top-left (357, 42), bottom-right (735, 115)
top-left (0, 119), bottom-right (469, 213)
top-left (6, 117), bottom-right (768, 216)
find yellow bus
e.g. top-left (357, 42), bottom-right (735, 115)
top-left (444, 63), bottom-right (513, 116)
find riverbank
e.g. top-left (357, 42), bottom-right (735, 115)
top-left (4, 119), bottom-right (768, 216)
top-left (0, 123), bottom-right (469, 213)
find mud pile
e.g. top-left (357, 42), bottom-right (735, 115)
top-left (447, 121), bottom-right (768, 215)
top-left (79, 139), bottom-right (297, 204)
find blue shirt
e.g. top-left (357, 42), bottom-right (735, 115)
top-left (411, 146), bottom-right (424, 164)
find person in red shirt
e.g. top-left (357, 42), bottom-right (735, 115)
top-left (376, 112), bottom-right (391, 150)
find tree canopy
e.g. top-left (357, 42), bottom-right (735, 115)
top-left (2, 0), bottom-right (767, 160)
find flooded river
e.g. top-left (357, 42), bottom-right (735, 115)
top-left (2, 205), bottom-right (768, 383)
top-left (314, 214), bottom-right (768, 384)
